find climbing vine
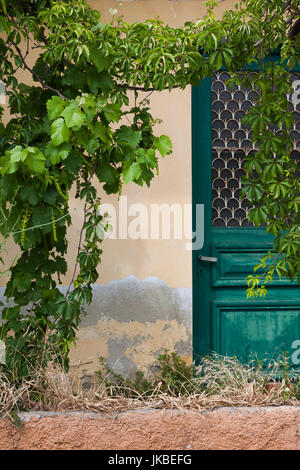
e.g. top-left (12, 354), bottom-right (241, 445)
top-left (0, 0), bottom-right (299, 377)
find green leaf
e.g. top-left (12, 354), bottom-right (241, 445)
top-left (137, 148), bottom-right (158, 167)
top-left (93, 122), bottom-right (112, 143)
top-left (154, 135), bottom-right (172, 157)
top-left (103, 104), bottom-right (122, 123)
top-left (43, 188), bottom-right (58, 205)
top-left (0, 157), bottom-right (18, 175)
top-left (9, 146), bottom-right (26, 163)
top-left (45, 142), bottom-right (72, 164)
top-left (0, 123), bottom-right (5, 138)
top-left (47, 96), bottom-right (65, 121)
top-left (24, 147), bottom-right (46, 174)
top-left (61, 105), bottom-right (85, 129)
top-left (61, 67), bottom-right (87, 90)
top-left (51, 118), bottom-right (70, 147)
top-left (95, 162), bottom-right (118, 184)
top-left (25, 158), bottom-right (45, 174)
top-left (123, 162), bottom-right (142, 183)
top-left (116, 126), bottom-right (142, 149)
top-left (89, 47), bottom-right (111, 72)
top-left (2, 306), bottom-right (20, 321)
top-left (0, 16), bottom-right (10, 34)
top-left (12, 272), bottom-right (32, 293)
top-left (64, 150), bottom-right (83, 174)
top-left (140, 165), bottom-right (154, 187)
top-left (87, 69), bottom-right (114, 94)
top-left (76, 131), bottom-right (99, 154)
top-left (20, 184), bottom-right (40, 205)
top-left (32, 205), bottom-right (53, 233)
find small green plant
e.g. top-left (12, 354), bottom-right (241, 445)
top-left (96, 350), bottom-right (197, 397)
top-left (261, 351), bottom-right (299, 401)
top-left (157, 349), bottom-right (196, 395)
top-left (96, 356), bottom-right (153, 397)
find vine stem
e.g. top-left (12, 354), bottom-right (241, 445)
top-left (12, 211), bottom-right (70, 235)
top-left (66, 200), bottom-right (88, 296)
top-left (9, 43), bottom-right (67, 100)
top-left (124, 84), bottom-right (180, 92)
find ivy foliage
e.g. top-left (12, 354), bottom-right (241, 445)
top-left (0, 0), bottom-right (299, 377)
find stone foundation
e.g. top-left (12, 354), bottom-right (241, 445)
top-left (0, 407), bottom-right (299, 450)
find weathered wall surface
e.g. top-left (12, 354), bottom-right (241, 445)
top-left (0, 0), bottom-right (236, 377)
top-left (70, 276), bottom-right (192, 379)
top-left (1, 407), bottom-right (300, 450)
top-left (69, 0), bottom-right (236, 377)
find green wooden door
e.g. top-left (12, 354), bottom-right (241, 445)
top-left (192, 70), bottom-right (300, 367)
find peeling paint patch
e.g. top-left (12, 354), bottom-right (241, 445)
top-left (79, 275), bottom-right (192, 326)
top-left (0, 276), bottom-right (193, 379)
top-left (70, 276), bottom-right (192, 377)
top-left (71, 318), bottom-right (191, 378)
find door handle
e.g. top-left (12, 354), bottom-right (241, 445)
top-left (198, 255), bottom-right (217, 263)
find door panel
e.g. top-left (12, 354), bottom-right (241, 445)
top-left (212, 250), bottom-right (272, 286)
top-left (212, 305), bottom-right (300, 363)
top-left (192, 69), bottom-right (300, 367)
top-left (211, 229), bottom-right (299, 287)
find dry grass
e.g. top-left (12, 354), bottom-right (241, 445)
top-left (0, 354), bottom-right (299, 419)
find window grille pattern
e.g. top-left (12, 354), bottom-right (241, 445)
top-left (211, 71), bottom-right (300, 227)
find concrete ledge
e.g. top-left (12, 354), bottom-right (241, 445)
top-left (1, 407), bottom-right (299, 450)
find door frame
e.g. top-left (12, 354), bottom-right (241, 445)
top-left (192, 76), bottom-right (212, 362)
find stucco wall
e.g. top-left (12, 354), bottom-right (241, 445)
top-left (70, 0), bottom-right (236, 377)
top-left (0, 0), bottom-right (236, 378)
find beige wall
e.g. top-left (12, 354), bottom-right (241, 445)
top-left (82, 1), bottom-right (233, 291)
top-left (1, 0), bottom-right (236, 379)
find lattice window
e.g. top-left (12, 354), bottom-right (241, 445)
top-left (211, 71), bottom-right (300, 227)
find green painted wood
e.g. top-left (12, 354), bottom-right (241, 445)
top-left (192, 65), bottom-right (300, 368)
top-left (211, 229), bottom-right (298, 287)
top-left (192, 77), bottom-right (212, 362)
top-left (212, 305), bottom-right (300, 364)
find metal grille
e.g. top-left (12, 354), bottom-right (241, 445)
top-left (211, 71), bottom-right (300, 227)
